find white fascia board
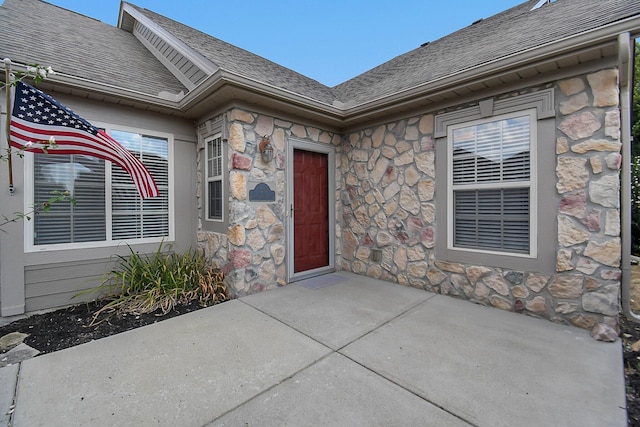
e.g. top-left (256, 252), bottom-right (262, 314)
top-left (179, 68), bottom-right (345, 117)
top-left (11, 63), bottom-right (183, 107)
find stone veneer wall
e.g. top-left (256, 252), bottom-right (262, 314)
top-left (197, 108), bottom-right (341, 296)
top-left (340, 68), bottom-right (622, 330)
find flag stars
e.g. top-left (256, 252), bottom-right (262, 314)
top-left (11, 80), bottom-right (159, 199)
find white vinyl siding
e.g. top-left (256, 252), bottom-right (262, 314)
top-left (206, 135), bottom-right (223, 221)
top-left (27, 126), bottom-right (172, 250)
top-left (448, 110), bottom-right (536, 256)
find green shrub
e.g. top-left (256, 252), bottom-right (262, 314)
top-left (633, 156), bottom-right (640, 255)
top-left (88, 243), bottom-right (228, 324)
top-left (632, 40), bottom-right (640, 254)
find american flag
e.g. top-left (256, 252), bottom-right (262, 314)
top-left (9, 81), bottom-right (159, 199)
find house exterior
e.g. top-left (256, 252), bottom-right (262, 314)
top-left (0, 0), bottom-right (639, 331)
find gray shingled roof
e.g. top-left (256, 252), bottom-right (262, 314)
top-left (126, 3), bottom-right (342, 106)
top-left (0, 0), bottom-right (186, 97)
top-left (1, 0), bottom-right (638, 110)
top-left (333, 0), bottom-right (640, 105)
top-left (128, 0), bottom-right (639, 108)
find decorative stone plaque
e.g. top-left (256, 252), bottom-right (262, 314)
top-left (248, 181), bottom-right (276, 202)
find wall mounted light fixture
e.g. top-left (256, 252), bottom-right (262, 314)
top-left (259, 135), bottom-right (273, 162)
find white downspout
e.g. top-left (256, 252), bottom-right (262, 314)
top-left (619, 32), bottom-right (640, 323)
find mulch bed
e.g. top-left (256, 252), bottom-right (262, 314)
top-left (0, 299), bottom-right (215, 356)
top-left (621, 314), bottom-right (640, 426)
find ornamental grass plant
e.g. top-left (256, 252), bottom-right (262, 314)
top-left (87, 243), bottom-right (228, 325)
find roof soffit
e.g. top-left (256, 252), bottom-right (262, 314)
top-left (28, 0), bottom-right (638, 129)
top-left (118, 0), bottom-right (637, 129)
top-left (56, 29), bottom-right (622, 130)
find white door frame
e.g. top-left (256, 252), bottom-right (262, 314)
top-left (286, 138), bottom-right (336, 282)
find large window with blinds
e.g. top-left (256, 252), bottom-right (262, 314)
top-left (31, 128), bottom-right (171, 248)
top-left (448, 110), bottom-right (536, 256)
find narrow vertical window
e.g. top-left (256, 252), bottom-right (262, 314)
top-left (206, 135), bottom-right (223, 221)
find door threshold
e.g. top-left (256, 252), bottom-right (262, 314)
top-left (289, 267), bottom-right (336, 284)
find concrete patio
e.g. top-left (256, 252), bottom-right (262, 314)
top-left (0, 272), bottom-right (627, 426)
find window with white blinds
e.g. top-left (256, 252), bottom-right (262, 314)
top-left (32, 129), bottom-right (170, 247)
top-left (449, 110), bottom-right (535, 255)
top-left (206, 135), bottom-right (223, 221)
top-left (34, 154), bottom-right (106, 245)
top-left (111, 131), bottom-right (169, 239)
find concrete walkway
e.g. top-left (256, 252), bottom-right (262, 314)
top-left (0, 272), bottom-right (627, 426)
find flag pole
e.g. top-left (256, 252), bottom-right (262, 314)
top-left (3, 58), bottom-right (13, 195)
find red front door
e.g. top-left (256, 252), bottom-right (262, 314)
top-left (293, 149), bottom-right (329, 273)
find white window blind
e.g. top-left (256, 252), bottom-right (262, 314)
top-left (34, 154), bottom-right (106, 245)
top-left (206, 136), bottom-right (223, 221)
top-left (111, 131), bottom-right (169, 239)
top-left (450, 112), bottom-right (533, 254)
top-left (32, 129), bottom-right (169, 247)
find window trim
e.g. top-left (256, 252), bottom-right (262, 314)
top-left (446, 109), bottom-right (538, 258)
top-left (434, 88), bottom-right (557, 274)
top-left (24, 122), bottom-right (175, 252)
top-left (205, 133), bottom-right (224, 222)
top-left (198, 115), bottom-right (228, 234)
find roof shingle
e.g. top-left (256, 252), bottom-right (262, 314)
top-left (127, 3), bottom-right (342, 106)
top-left (1, 0), bottom-right (638, 110)
top-left (334, 0), bottom-right (640, 105)
top-left (0, 0), bottom-right (186, 97)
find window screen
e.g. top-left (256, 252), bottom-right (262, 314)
top-left (32, 130), bottom-right (169, 246)
top-left (111, 131), bottom-right (169, 239)
top-left (450, 113), bottom-right (532, 254)
top-left (206, 136), bottom-right (223, 221)
top-left (34, 154), bottom-right (106, 245)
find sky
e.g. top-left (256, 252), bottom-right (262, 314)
top-left (44, 0), bottom-right (525, 87)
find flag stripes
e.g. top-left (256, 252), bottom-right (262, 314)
top-left (9, 81), bottom-right (159, 199)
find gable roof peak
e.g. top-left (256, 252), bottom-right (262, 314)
top-left (531, 0), bottom-right (557, 10)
